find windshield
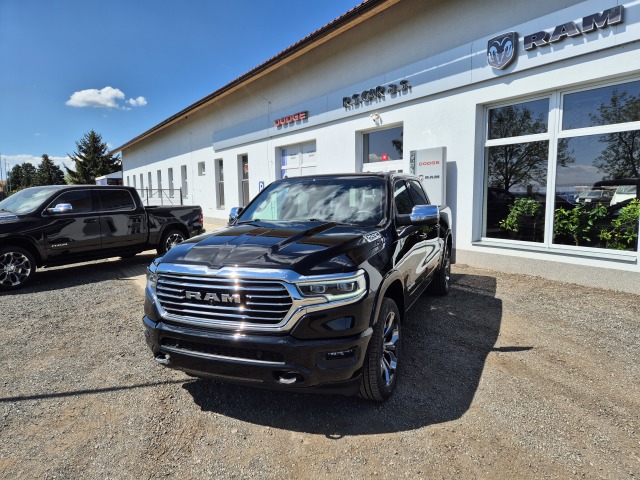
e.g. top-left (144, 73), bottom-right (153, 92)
top-left (238, 177), bottom-right (387, 226)
top-left (615, 185), bottom-right (637, 195)
top-left (0, 186), bottom-right (62, 214)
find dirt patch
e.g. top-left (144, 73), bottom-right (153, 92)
top-left (0, 258), bottom-right (638, 479)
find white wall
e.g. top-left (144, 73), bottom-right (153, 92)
top-left (121, 0), bottom-right (640, 283)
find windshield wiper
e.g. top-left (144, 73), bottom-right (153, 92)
top-left (237, 219), bottom-right (261, 224)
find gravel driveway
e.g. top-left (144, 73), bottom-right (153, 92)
top-left (0, 255), bottom-right (638, 479)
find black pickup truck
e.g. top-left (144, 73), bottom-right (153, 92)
top-left (0, 185), bottom-right (204, 291)
top-left (144, 173), bottom-right (452, 401)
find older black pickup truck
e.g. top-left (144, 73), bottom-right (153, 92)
top-left (144, 173), bottom-right (452, 401)
top-left (0, 185), bottom-right (204, 291)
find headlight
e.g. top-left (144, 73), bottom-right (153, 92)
top-left (297, 270), bottom-right (366, 302)
top-left (146, 258), bottom-right (161, 292)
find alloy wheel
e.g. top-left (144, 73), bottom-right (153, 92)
top-left (165, 233), bottom-right (185, 251)
top-left (0, 251), bottom-right (32, 288)
top-left (381, 309), bottom-right (400, 387)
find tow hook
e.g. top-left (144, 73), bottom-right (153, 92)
top-left (155, 353), bottom-right (171, 365)
top-left (276, 371), bottom-right (302, 384)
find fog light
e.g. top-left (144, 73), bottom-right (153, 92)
top-left (325, 347), bottom-right (356, 360)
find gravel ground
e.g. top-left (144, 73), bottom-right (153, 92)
top-left (0, 255), bottom-right (638, 479)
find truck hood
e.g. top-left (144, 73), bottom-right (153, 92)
top-left (0, 212), bottom-right (21, 223)
top-left (159, 221), bottom-right (384, 275)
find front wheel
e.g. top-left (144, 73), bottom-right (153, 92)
top-left (157, 229), bottom-right (186, 255)
top-left (0, 246), bottom-right (36, 291)
top-left (359, 298), bottom-right (401, 402)
top-left (428, 244), bottom-right (451, 296)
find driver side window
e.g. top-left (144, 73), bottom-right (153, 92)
top-left (47, 190), bottom-right (95, 214)
top-left (394, 180), bottom-right (414, 215)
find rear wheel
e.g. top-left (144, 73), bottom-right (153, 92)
top-left (157, 229), bottom-right (186, 255)
top-left (0, 246), bottom-right (36, 291)
top-left (359, 298), bottom-right (401, 402)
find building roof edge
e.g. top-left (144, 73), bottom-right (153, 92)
top-left (112, 0), bottom-right (396, 154)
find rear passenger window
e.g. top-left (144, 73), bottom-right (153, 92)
top-left (98, 190), bottom-right (136, 211)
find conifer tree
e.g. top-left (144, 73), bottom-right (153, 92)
top-left (66, 130), bottom-right (120, 184)
top-left (36, 154), bottom-right (65, 185)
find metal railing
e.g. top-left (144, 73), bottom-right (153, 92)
top-left (137, 188), bottom-right (183, 206)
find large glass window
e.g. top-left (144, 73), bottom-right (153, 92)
top-left (562, 80), bottom-right (640, 130)
top-left (364, 126), bottom-right (403, 163)
top-left (483, 80), bottom-right (640, 253)
top-left (484, 99), bottom-right (550, 243)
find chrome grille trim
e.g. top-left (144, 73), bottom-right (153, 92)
top-left (161, 345), bottom-right (286, 366)
top-left (149, 264), bottom-right (368, 333)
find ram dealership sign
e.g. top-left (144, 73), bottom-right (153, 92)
top-left (524, 5), bottom-right (623, 50)
top-left (488, 6), bottom-right (623, 69)
top-left (487, 32), bottom-right (517, 69)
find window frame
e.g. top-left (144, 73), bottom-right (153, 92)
top-left (479, 79), bottom-right (640, 260)
top-left (363, 124), bottom-right (404, 165)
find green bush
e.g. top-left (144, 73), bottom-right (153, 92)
top-left (499, 198), bottom-right (543, 233)
top-left (554, 204), bottom-right (607, 246)
top-left (499, 198), bottom-right (543, 241)
top-left (598, 199), bottom-right (640, 250)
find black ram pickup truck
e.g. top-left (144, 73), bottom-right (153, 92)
top-left (144, 173), bottom-right (452, 401)
top-left (0, 185), bottom-right (204, 291)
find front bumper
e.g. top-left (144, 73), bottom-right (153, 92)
top-left (143, 316), bottom-right (372, 396)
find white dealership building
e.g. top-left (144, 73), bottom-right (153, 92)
top-left (114, 0), bottom-right (640, 293)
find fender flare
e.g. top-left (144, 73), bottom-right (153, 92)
top-left (0, 235), bottom-right (45, 266)
top-left (368, 268), bottom-right (406, 329)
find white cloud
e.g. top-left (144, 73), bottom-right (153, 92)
top-left (128, 96), bottom-right (147, 107)
top-left (0, 154), bottom-right (69, 174)
top-left (66, 86), bottom-right (147, 109)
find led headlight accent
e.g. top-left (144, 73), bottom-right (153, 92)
top-left (297, 270), bottom-right (366, 302)
top-left (146, 258), bottom-right (161, 292)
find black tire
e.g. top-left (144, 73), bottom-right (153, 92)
top-left (359, 298), bottom-right (401, 402)
top-left (0, 246), bottom-right (36, 291)
top-left (428, 243), bottom-right (451, 296)
top-left (157, 229), bottom-right (186, 255)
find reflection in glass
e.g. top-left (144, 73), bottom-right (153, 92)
top-left (553, 134), bottom-right (640, 250)
top-left (563, 80), bottom-right (640, 130)
top-left (488, 99), bottom-right (549, 139)
top-left (239, 177), bottom-right (387, 226)
top-left (484, 141), bottom-right (549, 242)
top-left (364, 126), bottom-right (403, 163)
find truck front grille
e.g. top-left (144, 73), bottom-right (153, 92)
top-left (156, 273), bottom-right (293, 325)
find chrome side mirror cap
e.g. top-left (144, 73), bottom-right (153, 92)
top-left (396, 204), bottom-right (439, 226)
top-left (48, 203), bottom-right (73, 214)
top-left (228, 206), bottom-right (243, 225)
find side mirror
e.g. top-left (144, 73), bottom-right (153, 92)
top-left (228, 206), bottom-right (243, 225)
top-left (397, 205), bottom-right (439, 226)
top-left (48, 203), bottom-right (73, 214)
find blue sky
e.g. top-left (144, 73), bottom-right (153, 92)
top-left (0, 0), bottom-right (360, 176)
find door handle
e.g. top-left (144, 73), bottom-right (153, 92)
top-left (84, 218), bottom-right (98, 223)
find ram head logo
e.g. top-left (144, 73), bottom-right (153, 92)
top-left (487, 32), bottom-right (517, 70)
